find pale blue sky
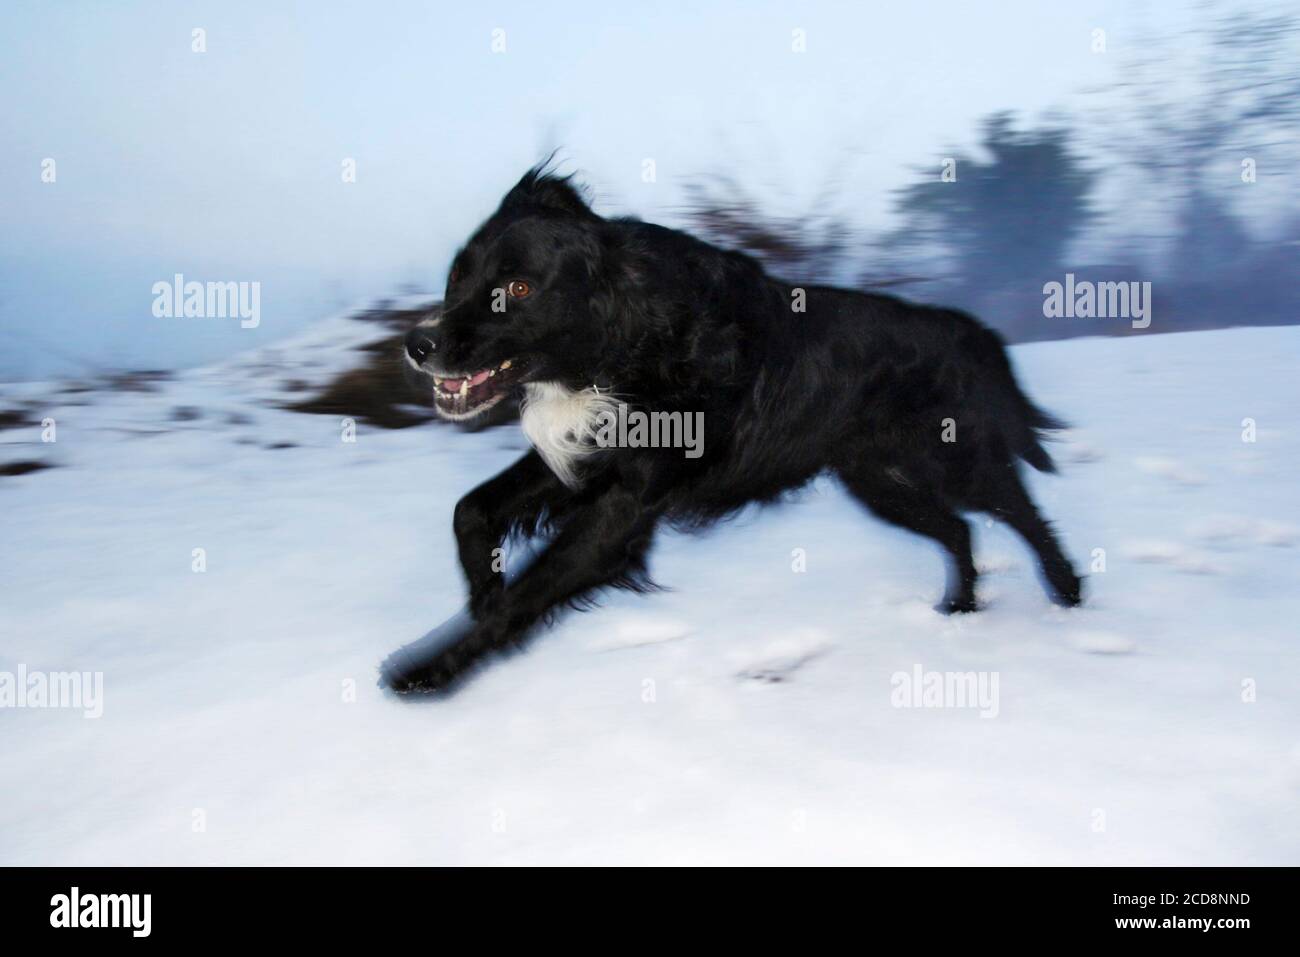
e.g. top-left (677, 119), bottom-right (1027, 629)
top-left (1, 0), bottom-right (1195, 377)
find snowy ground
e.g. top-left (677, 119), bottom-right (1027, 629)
top-left (2, 321), bottom-right (1298, 865)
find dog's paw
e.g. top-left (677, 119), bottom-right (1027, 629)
top-left (378, 647), bottom-right (468, 696)
top-left (936, 595), bottom-right (979, 615)
top-left (377, 609), bottom-right (482, 696)
top-left (1050, 571), bottom-right (1084, 608)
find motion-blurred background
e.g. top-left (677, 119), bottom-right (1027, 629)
top-left (2, 0), bottom-right (1296, 383)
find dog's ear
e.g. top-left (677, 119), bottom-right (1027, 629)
top-left (500, 166), bottom-right (595, 219)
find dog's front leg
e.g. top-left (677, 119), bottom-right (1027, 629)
top-left (453, 450), bottom-right (570, 619)
top-left (397, 480), bottom-right (660, 694)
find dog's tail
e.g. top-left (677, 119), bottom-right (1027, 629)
top-left (980, 328), bottom-right (1066, 473)
top-left (1016, 399), bottom-right (1066, 473)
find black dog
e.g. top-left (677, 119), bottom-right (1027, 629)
top-left (384, 165), bottom-right (1081, 693)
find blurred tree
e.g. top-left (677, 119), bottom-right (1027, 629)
top-left (1096, 3), bottom-right (1300, 274)
top-left (678, 174), bottom-right (857, 286)
top-left (677, 170), bottom-right (927, 290)
top-left (889, 112), bottom-right (1097, 301)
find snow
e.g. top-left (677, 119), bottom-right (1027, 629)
top-left (1, 323), bottom-right (1298, 865)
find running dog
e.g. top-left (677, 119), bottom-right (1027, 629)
top-left (383, 165), bottom-right (1082, 693)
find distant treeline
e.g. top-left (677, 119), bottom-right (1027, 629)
top-left (678, 4), bottom-right (1299, 342)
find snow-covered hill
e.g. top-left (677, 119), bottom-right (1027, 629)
top-left (1, 322), bottom-right (1297, 865)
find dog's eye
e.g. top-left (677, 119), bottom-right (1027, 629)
top-left (449, 265), bottom-right (461, 284)
top-left (507, 280), bottom-right (532, 299)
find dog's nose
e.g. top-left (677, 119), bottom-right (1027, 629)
top-left (405, 329), bottom-right (437, 365)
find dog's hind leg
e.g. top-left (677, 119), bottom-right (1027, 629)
top-left (980, 472), bottom-right (1082, 607)
top-left (839, 469), bottom-right (979, 613)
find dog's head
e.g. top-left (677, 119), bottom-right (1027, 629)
top-left (405, 166), bottom-right (616, 421)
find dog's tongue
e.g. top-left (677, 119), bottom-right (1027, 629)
top-left (442, 369), bottom-right (492, 393)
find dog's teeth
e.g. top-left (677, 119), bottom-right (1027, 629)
top-left (459, 380), bottom-right (469, 397)
top-left (500, 360), bottom-right (512, 370)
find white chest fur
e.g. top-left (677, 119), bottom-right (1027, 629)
top-left (520, 383), bottom-right (620, 488)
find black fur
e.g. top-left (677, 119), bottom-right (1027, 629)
top-left (384, 165), bottom-right (1082, 694)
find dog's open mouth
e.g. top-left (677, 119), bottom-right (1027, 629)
top-left (431, 358), bottom-right (522, 420)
